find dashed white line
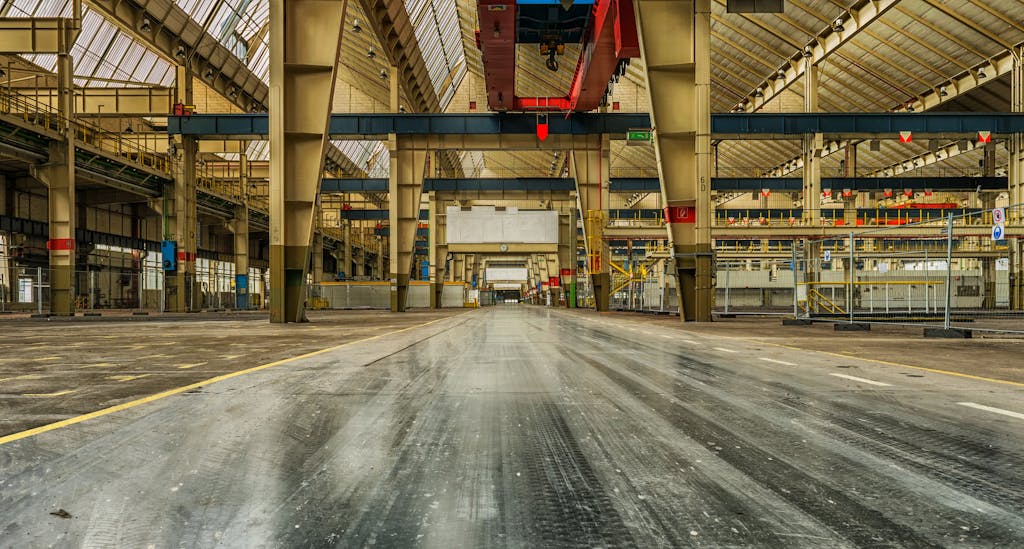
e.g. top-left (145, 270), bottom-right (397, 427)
top-left (713, 347), bottom-right (738, 353)
top-left (829, 373), bottom-right (892, 387)
top-left (957, 402), bottom-right (1024, 421)
top-left (759, 358), bottom-right (796, 366)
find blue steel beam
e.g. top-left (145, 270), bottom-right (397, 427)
top-left (322, 176), bottom-right (1008, 194)
top-left (716, 208), bottom-right (983, 220)
top-left (374, 227), bottom-right (429, 237)
top-left (338, 209), bottom-right (430, 220)
top-left (169, 113), bottom-right (1024, 139)
top-left (169, 113), bottom-right (651, 138)
top-left (713, 113), bottom-right (1024, 137)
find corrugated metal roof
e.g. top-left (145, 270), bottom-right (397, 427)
top-left (3, 0), bottom-right (175, 86)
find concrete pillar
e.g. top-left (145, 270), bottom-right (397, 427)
top-left (635, 0), bottom-right (712, 321)
top-left (427, 193), bottom-right (447, 308)
top-left (312, 232), bottom-right (324, 284)
top-left (388, 139), bottom-right (427, 311)
top-left (376, 236), bottom-right (385, 281)
top-left (1009, 47), bottom-right (1023, 308)
top-left (465, 254), bottom-right (475, 288)
top-left (572, 135), bottom-right (611, 311)
top-left (342, 220), bottom-right (353, 279)
top-left (164, 65), bottom-right (199, 313)
top-left (557, 211), bottom-right (573, 307)
top-left (228, 205), bottom-right (250, 309)
top-left (801, 65), bottom-right (822, 224)
top-left (268, 0), bottom-right (346, 323)
top-left (31, 52), bottom-right (76, 315)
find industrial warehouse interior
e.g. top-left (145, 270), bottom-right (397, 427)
top-left (1, 0), bottom-right (1024, 545)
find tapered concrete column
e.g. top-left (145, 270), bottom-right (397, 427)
top-left (572, 135), bottom-right (611, 311)
top-left (227, 205), bottom-right (250, 309)
top-left (634, 0), bottom-right (712, 321)
top-left (389, 137), bottom-right (427, 311)
top-left (427, 193), bottom-right (447, 308)
top-left (268, 0), bottom-right (347, 323)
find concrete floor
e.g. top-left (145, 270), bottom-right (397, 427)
top-left (1, 306), bottom-right (1023, 547)
top-left (0, 310), bottom-right (465, 437)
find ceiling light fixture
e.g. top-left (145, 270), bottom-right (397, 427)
top-left (367, 48), bottom-right (376, 59)
top-left (776, 69), bottom-right (786, 80)
top-left (939, 85), bottom-right (948, 97)
top-left (228, 86), bottom-right (238, 99)
top-left (139, 17), bottom-right (151, 32)
top-left (175, 45), bottom-right (186, 60)
top-left (379, 68), bottom-right (388, 80)
top-left (352, 19), bottom-right (362, 33)
top-left (754, 87), bottom-right (764, 98)
top-left (832, 16), bottom-right (844, 32)
top-left (203, 68), bottom-right (214, 80)
top-left (978, 67), bottom-right (987, 79)
top-left (803, 45), bottom-right (813, 58)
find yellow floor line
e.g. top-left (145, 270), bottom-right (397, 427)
top-left (107, 374), bottom-right (151, 382)
top-left (32, 356), bottom-right (60, 362)
top-left (79, 363), bottom-right (115, 369)
top-left (0, 374), bottom-right (45, 383)
top-left (756, 341), bottom-right (1024, 389)
top-left (578, 310), bottom-right (1024, 389)
top-left (0, 314), bottom-right (462, 447)
top-left (176, 363), bottom-right (207, 370)
top-left (22, 389), bottom-right (75, 397)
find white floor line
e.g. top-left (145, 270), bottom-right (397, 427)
top-left (829, 373), bottom-right (892, 387)
top-left (957, 402), bottom-right (1024, 421)
top-left (713, 347), bottom-right (738, 353)
top-left (759, 358), bottom-right (796, 366)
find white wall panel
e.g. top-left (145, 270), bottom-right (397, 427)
top-left (447, 206), bottom-right (558, 244)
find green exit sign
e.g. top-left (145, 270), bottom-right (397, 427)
top-left (627, 129), bottom-right (652, 143)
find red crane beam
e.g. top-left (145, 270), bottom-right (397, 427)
top-left (477, 0), bottom-right (518, 111)
top-left (477, 0), bottom-right (638, 112)
top-left (567, 0), bottom-right (638, 111)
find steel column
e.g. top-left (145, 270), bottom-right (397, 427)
top-left (389, 138), bottom-right (427, 311)
top-left (269, 0), bottom-right (347, 323)
top-left (634, 0), bottom-right (712, 321)
top-left (572, 134), bottom-right (611, 311)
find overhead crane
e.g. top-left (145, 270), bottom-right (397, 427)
top-left (475, 0), bottom-right (639, 111)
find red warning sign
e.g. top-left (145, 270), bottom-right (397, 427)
top-left (46, 238), bottom-right (75, 251)
top-left (663, 204), bottom-right (696, 224)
